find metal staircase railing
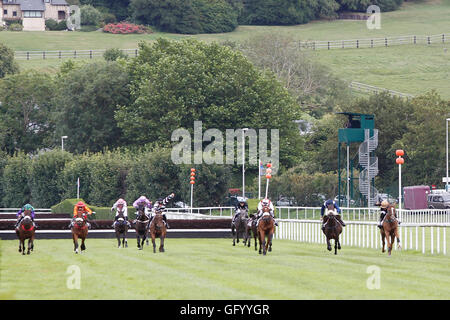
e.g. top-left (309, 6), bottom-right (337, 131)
top-left (358, 129), bottom-right (379, 205)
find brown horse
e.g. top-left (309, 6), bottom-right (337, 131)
top-left (149, 212), bottom-right (167, 253)
top-left (71, 213), bottom-right (88, 254)
top-left (16, 215), bottom-right (35, 255)
top-left (380, 204), bottom-right (401, 256)
top-left (322, 209), bottom-right (342, 255)
top-left (246, 214), bottom-right (258, 250)
top-left (114, 210), bottom-right (128, 248)
top-left (257, 206), bottom-right (275, 255)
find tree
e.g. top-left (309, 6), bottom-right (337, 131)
top-left (0, 71), bottom-right (56, 155)
top-left (53, 61), bottom-right (131, 154)
top-left (0, 43), bottom-right (19, 78)
top-left (29, 150), bottom-right (73, 207)
top-left (130, 0), bottom-right (238, 34)
top-left (2, 153), bottom-right (31, 207)
top-left (116, 38), bottom-right (305, 170)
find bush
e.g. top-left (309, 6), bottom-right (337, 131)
top-left (29, 150), bottom-right (73, 208)
top-left (0, 42), bottom-right (19, 78)
top-left (46, 19), bottom-right (67, 31)
top-left (103, 48), bottom-right (128, 61)
top-left (2, 153), bottom-right (31, 207)
top-left (80, 4), bottom-right (102, 26)
top-left (8, 23), bottom-right (23, 31)
top-left (102, 22), bottom-right (151, 34)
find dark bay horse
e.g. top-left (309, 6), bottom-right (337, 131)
top-left (257, 207), bottom-right (275, 255)
top-left (232, 208), bottom-right (248, 246)
top-left (16, 215), bottom-right (35, 255)
top-left (149, 212), bottom-right (167, 253)
top-left (380, 204), bottom-right (401, 256)
top-left (72, 214), bottom-right (88, 254)
top-left (245, 214), bottom-right (258, 250)
top-left (114, 211), bottom-right (128, 248)
top-left (322, 209), bottom-right (342, 255)
top-left (134, 208), bottom-right (149, 250)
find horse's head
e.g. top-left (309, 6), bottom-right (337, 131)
top-left (75, 217), bottom-right (85, 228)
top-left (137, 208), bottom-right (147, 220)
top-left (326, 208), bottom-right (338, 217)
top-left (153, 212), bottom-right (165, 229)
top-left (21, 215), bottom-right (32, 226)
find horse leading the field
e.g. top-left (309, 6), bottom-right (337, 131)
top-left (322, 208), bottom-right (342, 255)
top-left (378, 200), bottom-right (401, 256)
top-left (16, 214), bottom-right (35, 255)
top-left (257, 206), bottom-right (275, 255)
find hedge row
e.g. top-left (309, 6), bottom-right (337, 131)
top-left (0, 148), bottom-right (232, 209)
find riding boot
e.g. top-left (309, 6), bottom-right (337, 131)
top-left (337, 215), bottom-right (346, 227)
top-left (163, 214), bottom-right (170, 229)
top-left (15, 216), bottom-right (23, 229)
top-left (377, 213), bottom-right (385, 229)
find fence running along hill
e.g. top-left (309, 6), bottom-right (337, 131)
top-left (13, 33), bottom-right (450, 60)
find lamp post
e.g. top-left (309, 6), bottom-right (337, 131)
top-left (61, 136), bottom-right (68, 151)
top-left (242, 128), bottom-right (248, 199)
top-left (396, 150), bottom-right (405, 212)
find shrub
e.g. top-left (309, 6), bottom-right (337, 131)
top-left (2, 153), bottom-right (31, 207)
top-left (29, 150), bottom-right (73, 208)
top-left (8, 23), bottom-right (23, 31)
top-left (103, 48), bottom-right (128, 61)
top-left (80, 4), bottom-right (102, 26)
top-left (46, 19), bottom-right (67, 31)
top-left (102, 21), bottom-right (151, 34)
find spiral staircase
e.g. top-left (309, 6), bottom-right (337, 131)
top-left (358, 129), bottom-right (379, 206)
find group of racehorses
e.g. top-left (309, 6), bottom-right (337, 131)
top-left (15, 202), bottom-right (401, 256)
top-left (231, 203), bottom-right (401, 256)
top-left (15, 208), bottom-right (167, 255)
top-left (232, 206), bottom-right (275, 255)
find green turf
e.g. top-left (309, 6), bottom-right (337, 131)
top-left (0, 238), bottom-right (448, 300)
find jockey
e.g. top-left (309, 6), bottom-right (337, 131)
top-left (111, 198), bottom-right (130, 228)
top-left (256, 197), bottom-right (278, 227)
top-left (232, 197), bottom-right (248, 225)
top-left (15, 204), bottom-right (36, 229)
top-left (69, 201), bottom-right (93, 229)
top-left (150, 193), bottom-right (175, 228)
top-left (133, 195), bottom-right (153, 220)
top-left (377, 200), bottom-right (400, 228)
top-left (321, 199), bottom-right (346, 230)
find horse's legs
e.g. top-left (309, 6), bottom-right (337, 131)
top-left (334, 238), bottom-right (338, 255)
top-left (386, 231), bottom-right (392, 255)
top-left (381, 230), bottom-right (386, 253)
top-left (81, 238), bottom-right (86, 251)
top-left (268, 233), bottom-right (273, 252)
top-left (395, 228), bottom-right (401, 250)
top-left (116, 231), bottom-right (121, 248)
top-left (18, 239), bottom-right (23, 253)
top-left (27, 238), bottom-right (32, 255)
top-left (152, 234), bottom-right (156, 253)
top-left (159, 236), bottom-right (165, 253)
top-left (326, 237), bottom-right (332, 251)
top-left (73, 235), bottom-right (79, 254)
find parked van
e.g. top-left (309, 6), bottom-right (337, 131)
top-left (427, 193), bottom-right (450, 209)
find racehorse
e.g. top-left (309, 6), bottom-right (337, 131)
top-left (114, 210), bottom-right (128, 248)
top-left (71, 212), bottom-right (88, 254)
top-left (149, 211), bottom-right (167, 253)
top-left (232, 208), bottom-right (248, 246)
top-left (16, 215), bottom-right (35, 255)
top-left (257, 206), bottom-right (275, 255)
top-left (322, 209), bottom-right (342, 255)
top-left (380, 204), bottom-right (401, 256)
top-left (134, 208), bottom-right (149, 250)
top-left (245, 213), bottom-right (258, 250)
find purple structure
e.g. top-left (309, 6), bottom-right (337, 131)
top-left (403, 185), bottom-right (430, 210)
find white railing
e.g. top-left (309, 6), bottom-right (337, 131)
top-left (275, 207), bottom-right (450, 223)
top-left (0, 208), bottom-right (52, 214)
top-left (165, 207), bottom-right (234, 218)
top-left (275, 219), bottom-right (448, 255)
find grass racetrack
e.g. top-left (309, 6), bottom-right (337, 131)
top-left (1, 238), bottom-right (449, 300)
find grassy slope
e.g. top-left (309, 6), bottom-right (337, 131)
top-left (1, 238), bottom-right (449, 299)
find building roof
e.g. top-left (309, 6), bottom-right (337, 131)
top-left (2, 0), bottom-right (68, 10)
